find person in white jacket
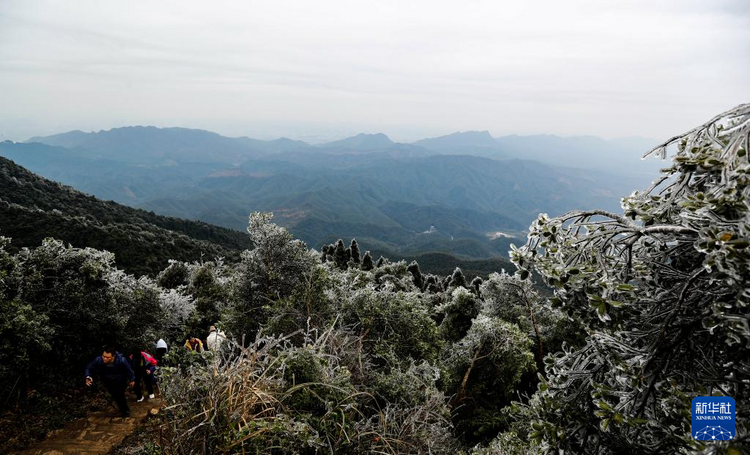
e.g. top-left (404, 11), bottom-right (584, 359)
top-left (155, 338), bottom-right (168, 362)
top-left (206, 325), bottom-right (227, 351)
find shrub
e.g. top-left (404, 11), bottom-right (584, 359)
top-left (510, 104), bottom-right (750, 453)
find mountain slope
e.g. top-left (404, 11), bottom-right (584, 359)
top-left (0, 140), bottom-right (223, 205)
top-left (0, 156), bottom-right (253, 276)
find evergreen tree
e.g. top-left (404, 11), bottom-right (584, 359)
top-left (437, 287), bottom-right (480, 343)
top-left (361, 251), bottom-right (374, 271)
top-left (470, 276), bottom-right (483, 295)
top-left (407, 260), bottom-right (424, 290)
top-left (443, 314), bottom-right (535, 443)
top-left (350, 239), bottom-right (361, 264)
top-left (333, 239), bottom-right (348, 269)
top-left (425, 275), bottom-right (442, 293)
top-left (449, 267), bottom-right (467, 288)
top-left (229, 212), bottom-right (314, 337)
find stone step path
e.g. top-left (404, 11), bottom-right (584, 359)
top-left (21, 396), bottom-right (161, 455)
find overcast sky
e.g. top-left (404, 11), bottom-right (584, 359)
top-left (0, 0), bottom-right (748, 142)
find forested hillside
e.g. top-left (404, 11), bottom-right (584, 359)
top-left (1, 106), bottom-right (747, 454)
top-left (0, 156), bottom-right (253, 276)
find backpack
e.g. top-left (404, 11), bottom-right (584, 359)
top-left (141, 351), bottom-right (158, 367)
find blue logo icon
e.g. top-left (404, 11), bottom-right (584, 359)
top-left (692, 396), bottom-right (735, 441)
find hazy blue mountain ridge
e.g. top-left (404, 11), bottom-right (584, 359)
top-left (28, 126), bottom-right (265, 164)
top-left (492, 134), bottom-right (660, 174)
top-left (1, 141), bottom-right (223, 203)
top-left (233, 136), bottom-right (311, 153)
top-left (412, 130), bottom-right (661, 175)
top-left (7, 126), bottom-right (667, 259)
top-left (319, 132), bottom-right (395, 151)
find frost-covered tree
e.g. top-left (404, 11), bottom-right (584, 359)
top-left (333, 284), bottom-right (441, 366)
top-left (156, 259), bottom-right (190, 289)
top-left (510, 104), bottom-right (750, 453)
top-left (371, 260), bottom-right (416, 291)
top-left (333, 239), bottom-right (348, 269)
top-left (479, 272), bottom-right (582, 365)
top-left (242, 212), bottom-right (312, 297)
top-left (229, 212), bottom-right (314, 338)
top-left (437, 287), bottom-right (481, 343)
top-left (443, 314), bottom-right (535, 442)
top-left (158, 288), bottom-right (195, 342)
top-left (0, 237), bottom-right (53, 405)
top-left (184, 261), bottom-right (229, 335)
top-left (449, 267), bottom-right (468, 289)
top-left (407, 260), bottom-right (424, 290)
top-left (361, 250), bottom-right (374, 271)
top-left (350, 238), bottom-right (361, 264)
top-left (263, 259), bottom-right (334, 337)
top-left (426, 274), bottom-right (442, 293)
top-left (470, 276), bottom-right (483, 295)
top-left (105, 269), bottom-right (163, 350)
top-left (319, 245), bottom-right (328, 263)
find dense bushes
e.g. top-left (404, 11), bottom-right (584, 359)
top-left (146, 214), bottom-right (572, 453)
top-left (159, 332), bottom-right (456, 454)
top-left (1, 211), bottom-right (560, 453)
top-left (0, 237), bottom-right (163, 409)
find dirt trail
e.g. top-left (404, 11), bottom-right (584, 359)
top-left (20, 397), bottom-right (161, 455)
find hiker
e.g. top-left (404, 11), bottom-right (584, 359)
top-left (129, 350), bottom-right (158, 401)
top-left (85, 346), bottom-right (135, 417)
top-left (184, 336), bottom-right (204, 352)
top-left (206, 325), bottom-right (227, 351)
top-left (155, 338), bottom-right (168, 362)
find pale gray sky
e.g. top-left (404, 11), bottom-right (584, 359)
top-left (0, 0), bottom-right (748, 142)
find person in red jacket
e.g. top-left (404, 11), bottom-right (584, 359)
top-left (85, 346), bottom-right (135, 417)
top-left (129, 350), bottom-right (157, 402)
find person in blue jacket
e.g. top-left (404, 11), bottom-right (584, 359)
top-left (85, 346), bottom-right (135, 417)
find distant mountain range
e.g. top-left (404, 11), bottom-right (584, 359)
top-left (2, 125), bottom-right (667, 260)
top-left (27, 126), bottom-right (661, 172)
top-left (416, 130), bottom-right (662, 175)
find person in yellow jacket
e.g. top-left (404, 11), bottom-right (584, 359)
top-left (184, 336), bottom-right (204, 352)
